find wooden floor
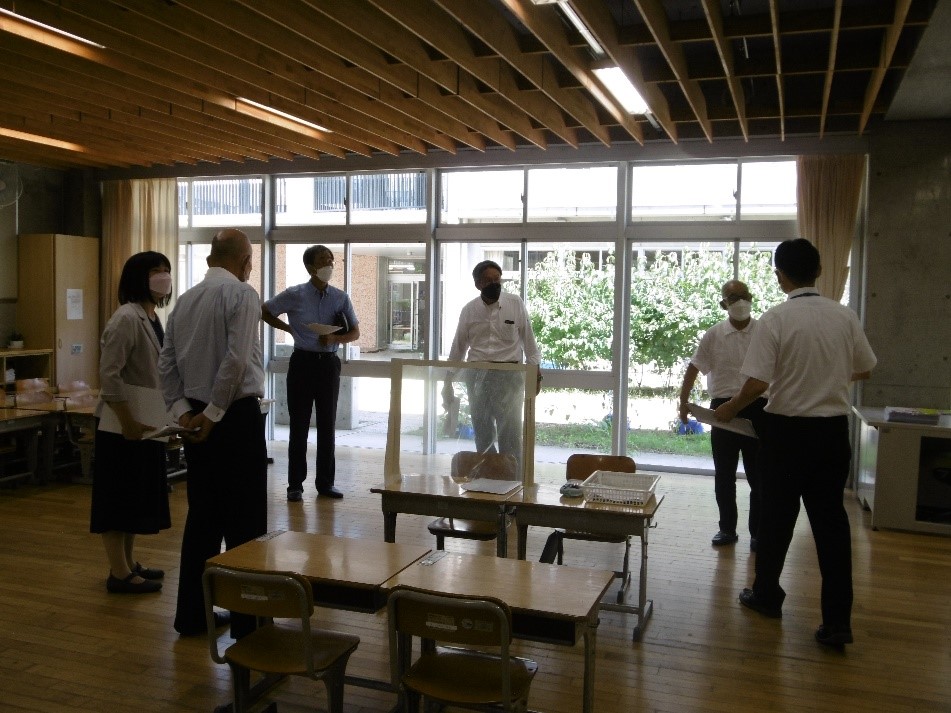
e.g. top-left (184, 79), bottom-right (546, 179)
top-left (1, 444), bottom-right (949, 713)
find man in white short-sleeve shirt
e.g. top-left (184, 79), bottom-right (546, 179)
top-left (715, 238), bottom-right (876, 648)
top-left (678, 280), bottom-right (766, 550)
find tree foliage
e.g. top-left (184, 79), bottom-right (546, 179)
top-left (524, 245), bottom-right (785, 378)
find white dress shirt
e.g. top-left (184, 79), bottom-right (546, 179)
top-left (689, 318), bottom-right (760, 399)
top-left (159, 267), bottom-right (264, 422)
top-left (448, 291), bottom-right (540, 365)
top-left (741, 287), bottom-right (877, 417)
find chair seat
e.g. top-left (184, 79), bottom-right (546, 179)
top-left (404, 647), bottom-right (537, 706)
top-left (428, 517), bottom-right (509, 541)
top-left (225, 622), bottom-right (360, 675)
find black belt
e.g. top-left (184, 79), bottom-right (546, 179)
top-left (294, 349), bottom-right (338, 360)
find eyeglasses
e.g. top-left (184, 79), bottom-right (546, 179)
top-left (721, 294), bottom-right (752, 305)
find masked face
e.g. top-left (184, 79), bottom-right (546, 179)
top-left (480, 282), bottom-right (502, 302)
top-left (314, 265), bottom-right (334, 283)
top-left (149, 271), bottom-right (172, 296)
top-left (727, 299), bottom-right (752, 321)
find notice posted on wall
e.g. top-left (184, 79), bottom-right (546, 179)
top-left (66, 289), bottom-right (83, 320)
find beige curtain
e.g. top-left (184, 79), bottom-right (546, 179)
top-left (100, 178), bottom-right (178, 328)
top-left (796, 154), bottom-right (866, 300)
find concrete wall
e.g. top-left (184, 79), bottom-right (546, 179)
top-left (863, 120), bottom-right (951, 409)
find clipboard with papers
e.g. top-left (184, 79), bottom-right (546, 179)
top-left (687, 403), bottom-right (758, 439)
top-left (97, 383), bottom-right (178, 442)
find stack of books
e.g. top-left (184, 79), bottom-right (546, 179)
top-left (884, 407), bottom-right (942, 425)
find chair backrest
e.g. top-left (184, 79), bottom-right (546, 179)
top-left (202, 565), bottom-right (314, 665)
top-left (451, 451), bottom-right (518, 482)
top-left (565, 453), bottom-right (636, 481)
top-left (388, 586), bottom-right (514, 699)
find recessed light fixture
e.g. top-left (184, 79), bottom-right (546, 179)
top-left (592, 66), bottom-right (650, 115)
top-left (236, 98), bottom-right (331, 134)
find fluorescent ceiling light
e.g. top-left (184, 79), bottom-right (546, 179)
top-left (0, 8), bottom-right (104, 48)
top-left (592, 66), bottom-right (650, 115)
top-left (557, 2), bottom-right (605, 58)
top-left (0, 127), bottom-right (86, 152)
top-left (236, 98), bottom-right (331, 134)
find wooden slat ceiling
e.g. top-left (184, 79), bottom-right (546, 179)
top-left (0, 0), bottom-right (936, 171)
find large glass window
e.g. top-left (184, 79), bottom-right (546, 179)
top-left (351, 172), bottom-right (427, 224)
top-left (740, 160), bottom-right (797, 219)
top-left (626, 240), bottom-right (784, 472)
top-left (631, 163), bottom-right (738, 221)
top-left (188, 177), bottom-right (262, 227)
top-left (440, 170), bottom-right (524, 224)
top-left (438, 242), bottom-right (522, 357)
top-left (526, 166), bottom-right (617, 222)
top-left (275, 175), bottom-right (346, 226)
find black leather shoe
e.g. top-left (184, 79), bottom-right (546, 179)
top-left (317, 486), bottom-right (343, 499)
top-left (287, 489), bottom-right (303, 502)
top-left (712, 531), bottom-right (739, 546)
top-left (815, 624), bottom-right (853, 647)
top-left (175, 611), bottom-right (231, 637)
top-left (107, 573), bottom-right (162, 594)
top-left (739, 588), bottom-right (782, 618)
top-left (133, 562), bottom-right (165, 580)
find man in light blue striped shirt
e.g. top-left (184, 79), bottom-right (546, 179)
top-left (159, 228), bottom-right (267, 638)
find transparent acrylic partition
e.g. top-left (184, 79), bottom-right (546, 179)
top-left (383, 359), bottom-right (537, 487)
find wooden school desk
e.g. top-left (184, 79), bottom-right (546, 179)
top-left (370, 473), bottom-right (522, 557)
top-left (386, 550), bottom-right (615, 713)
top-left (509, 484), bottom-right (665, 641)
top-left (0, 408), bottom-right (43, 484)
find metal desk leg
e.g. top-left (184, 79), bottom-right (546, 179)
top-left (581, 618), bottom-right (598, 713)
top-left (516, 523), bottom-right (528, 560)
top-left (633, 521), bottom-right (653, 641)
top-left (383, 511), bottom-right (397, 543)
top-left (496, 506), bottom-right (512, 558)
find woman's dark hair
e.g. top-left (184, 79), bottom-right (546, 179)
top-left (117, 251), bottom-right (173, 307)
top-left (774, 238), bottom-right (820, 285)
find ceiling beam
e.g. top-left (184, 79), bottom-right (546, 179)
top-left (768, 0), bottom-right (785, 141)
top-left (700, 0), bottom-right (748, 141)
top-left (819, 0), bottom-right (843, 138)
top-left (630, 0), bottom-right (713, 142)
top-left (431, 0), bottom-right (612, 146)
top-left (859, 0), bottom-right (913, 133)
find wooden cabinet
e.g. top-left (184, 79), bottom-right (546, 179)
top-left (1, 348), bottom-right (53, 403)
top-left (17, 234), bottom-right (99, 389)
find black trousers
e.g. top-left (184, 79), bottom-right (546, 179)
top-left (752, 412), bottom-right (853, 628)
top-left (709, 397), bottom-right (766, 537)
top-left (174, 397), bottom-right (267, 636)
top-left (286, 350), bottom-right (340, 493)
top-left (464, 369), bottom-right (524, 461)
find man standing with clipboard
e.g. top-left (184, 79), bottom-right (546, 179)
top-left (263, 245), bottom-right (360, 502)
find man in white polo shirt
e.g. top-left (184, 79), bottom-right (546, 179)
top-left (714, 238), bottom-right (876, 648)
top-left (678, 279), bottom-right (765, 551)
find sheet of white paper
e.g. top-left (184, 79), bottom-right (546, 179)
top-left (98, 384), bottom-right (174, 442)
top-left (141, 425), bottom-right (198, 440)
top-left (687, 403), bottom-right (758, 439)
top-left (305, 323), bottom-right (343, 336)
top-left (66, 288), bottom-right (83, 320)
top-left (459, 478), bottom-right (521, 495)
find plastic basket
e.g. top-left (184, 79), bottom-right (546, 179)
top-left (580, 471), bottom-right (659, 506)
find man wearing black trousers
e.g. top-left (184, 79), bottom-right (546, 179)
top-left (159, 228), bottom-right (267, 638)
top-left (715, 238), bottom-right (876, 648)
top-left (262, 245), bottom-right (360, 501)
top-left (678, 279), bottom-right (765, 550)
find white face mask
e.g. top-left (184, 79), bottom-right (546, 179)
top-left (727, 299), bottom-right (752, 321)
top-left (149, 272), bottom-right (172, 296)
top-left (314, 265), bottom-right (333, 283)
